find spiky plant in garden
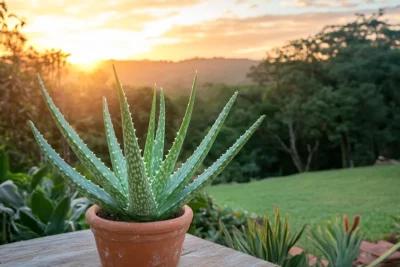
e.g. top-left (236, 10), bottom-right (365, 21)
top-left (30, 67), bottom-right (265, 222)
top-left (310, 214), bottom-right (363, 267)
top-left (220, 207), bottom-right (307, 267)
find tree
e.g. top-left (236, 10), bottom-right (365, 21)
top-left (0, 1), bottom-right (70, 168)
top-left (249, 9), bottom-right (400, 172)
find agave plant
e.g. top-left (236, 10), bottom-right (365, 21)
top-left (30, 67), bottom-right (265, 222)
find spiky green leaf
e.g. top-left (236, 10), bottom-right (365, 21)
top-left (103, 97), bottom-right (128, 194)
top-left (144, 87), bottom-right (157, 177)
top-left (37, 76), bottom-right (124, 204)
top-left (151, 88), bottom-right (165, 177)
top-left (113, 66), bottom-right (156, 216)
top-left (152, 73), bottom-right (197, 200)
top-left (161, 92), bottom-right (238, 202)
top-left (30, 122), bottom-right (121, 214)
top-left (158, 115), bottom-right (265, 216)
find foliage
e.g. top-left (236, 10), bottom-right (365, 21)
top-left (2, 5), bottom-right (400, 183)
top-left (248, 10), bottom-right (400, 173)
top-left (310, 214), bottom-right (363, 267)
top-left (181, 84), bottom-right (279, 184)
top-left (0, 179), bottom-right (90, 244)
top-left (187, 192), bottom-right (258, 245)
top-left (0, 1), bottom-right (70, 168)
top-left (384, 215), bottom-right (400, 244)
top-left (30, 67), bottom-right (265, 222)
top-left (392, 215), bottom-right (400, 243)
top-left (0, 148), bottom-right (89, 244)
top-left (309, 214), bottom-right (400, 267)
top-left (0, 145), bottom-right (32, 189)
top-left (220, 207), bottom-right (307, 267)
top-left (206, 164), bottom-right (400, 250)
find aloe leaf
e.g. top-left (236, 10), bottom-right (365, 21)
top-left (152, 73), bottom-right (197, 200)
top-left (158, 115), bottom-right (265, 216)
top-left (161, 92), bottom-right (238, 202)
top-left (103, 97), bottom-right (128, 195)
top-left (37, 76), bottom-right (124, 202)
top-left (30, 122), bottom-right (121, 214)
top-left (143, 87), bottom-right (157, 177)
top-left (113, 66), bottom-right (156, 215)
top-left (151, 88), bottom-right (165, 177)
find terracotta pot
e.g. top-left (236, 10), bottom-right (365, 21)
top-left (85, 205), bottom-right (193, 267)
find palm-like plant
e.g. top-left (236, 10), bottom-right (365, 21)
top-left (30, 67), bottom-right (264, 222)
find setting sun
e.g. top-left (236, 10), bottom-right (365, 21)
top-left (71, 60), bottom-right (100, 71)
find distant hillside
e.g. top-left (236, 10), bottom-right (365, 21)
top-left (71, 58), bottom-right (259, 93)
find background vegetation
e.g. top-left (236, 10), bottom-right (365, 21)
top-left (2, 7), bottom-right (400, 183)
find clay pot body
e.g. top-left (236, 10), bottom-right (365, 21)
top-left (85, 205), bottom-right (193, 267)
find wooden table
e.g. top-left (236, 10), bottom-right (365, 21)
top-left (0, 230), bottom-right (276, 266)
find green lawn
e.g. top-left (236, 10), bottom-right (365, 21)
top-left (205, 165), bottom-right (400, 248)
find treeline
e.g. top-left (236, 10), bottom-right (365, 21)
top-left (1, 3), bottom-right (400, 183)
top-left (248, 10), bottom-right (400, 174)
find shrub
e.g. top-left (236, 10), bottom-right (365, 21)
top-left (187, 192), bottom-right (258, 245)
top-left (310, 214), bottom-right (362, 267)
top-left (220, 207), bottom-right (308, 267)
top-left (0, 148), bottom-right (90, 244)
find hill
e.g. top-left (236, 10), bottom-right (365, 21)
top-left (206, 165), bottom-right (400, 245)
top-left (70, 58), bottom-right (259, 93)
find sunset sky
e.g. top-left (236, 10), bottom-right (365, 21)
top-left (10, 0), bottom-right (400, 64)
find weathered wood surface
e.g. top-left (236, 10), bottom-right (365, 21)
top-left (0, 230), bottom-right (276, 267)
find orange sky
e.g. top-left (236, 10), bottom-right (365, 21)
top-left (9, 0), bottom-right (400, 64)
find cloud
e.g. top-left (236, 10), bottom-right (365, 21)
top-left (8, 0), bottom-right (400, 62)
top-left (139, 7), bottom-right (400, 60)
top-left (282, 0), bottom-right (389, 8)
top-left (9, 0), bottom-right (201, 17)
top-left (11, 0), bottom-right (189, 35)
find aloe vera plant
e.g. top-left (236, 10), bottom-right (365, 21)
top-left (30, 67), bottom-right (265, 222)
top-left (220, 207), bottom-right (306, 267)
top-left (310, 214), bottom-right (363, 267)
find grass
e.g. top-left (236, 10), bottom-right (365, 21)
top-left (205, 165), bottom-right (400, 250)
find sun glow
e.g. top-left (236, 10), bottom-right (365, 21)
top-left (72, 61), bottom-right (100, 71)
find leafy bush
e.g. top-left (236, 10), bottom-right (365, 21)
top-left (220, 207), bottom-right (308, 267)
top-left (187, 192), bottom-right (258, 245)
top-left (0, 148), bottom-right (90, 244)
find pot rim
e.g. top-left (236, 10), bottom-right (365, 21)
top-left (85, 204), bottom-right (193, 235)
